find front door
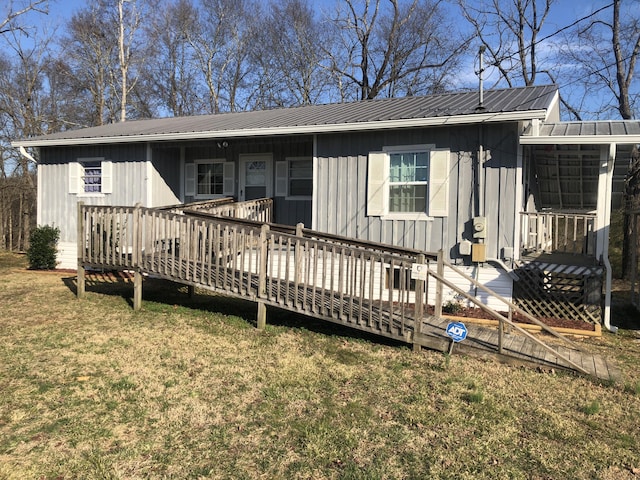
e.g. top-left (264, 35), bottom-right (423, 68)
top-left (239, 154), bottom-right (273, 201)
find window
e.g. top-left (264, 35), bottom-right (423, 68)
top-left (275, 157), bottom-right (312, 199)
top-left (288, 158), bottom-right (312, 197)
top-left (82, 161), bottom-right (103, 193)
top-left (367, 145), bottom-right (449, 218)
top-left (185, 160), bottom-right (235, 198)
top-left (197, 162), bottom-right (224, 195)
top-left (389, 151), bottom-right (428, 213)
top-left (69, 158), bottom-right (112, 195)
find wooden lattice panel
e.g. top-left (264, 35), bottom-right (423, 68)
top-left (512, 260), bottom-right (603, 325)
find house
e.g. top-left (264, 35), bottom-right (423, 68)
top-left (13, 84), bottom-right (640, 331)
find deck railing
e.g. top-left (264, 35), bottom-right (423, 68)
top-left (76, 201), bottom-right (588, 375)
top-left (189, 197), bottom-right (273, 223)
top-left (158, 197), bottom-right (235, 215)
top-left (520, 211), bottom-right (596, 256)
top-left (78, 202), bottom-right (433, 342)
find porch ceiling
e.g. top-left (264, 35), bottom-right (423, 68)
top-left (529, 143), bottom-right (633, 210)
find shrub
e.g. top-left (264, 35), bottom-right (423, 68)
top-left (443, 299), bottom-right (464, 315)
top-left (27, 225), bottom-right (60, 270)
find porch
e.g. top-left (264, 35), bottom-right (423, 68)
top-left (515, 210), bottom-right (603, 327)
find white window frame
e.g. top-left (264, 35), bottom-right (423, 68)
top-left (70, 157), bottom-right (112, 197)
top-left (386, 145), bottom-right (430, 219)
top-left (277, 156), bottom-right (312, 200)
top-left (191, 159), bottom-right (228, 199)
top-left (367, 144), bottom-right (449, 220)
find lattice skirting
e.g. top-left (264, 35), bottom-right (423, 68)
top-left (512, 261), bottom-right (603, 324)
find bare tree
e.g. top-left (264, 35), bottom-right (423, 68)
top-left (326, 0), bottom-right (466, 101)
top-left (0, 0), bottom-right (49, 36)
top-left (60, 0), bottom-right (155, 125)
top-left (560, 1), bottom-right (639, 120)
top-left (0, 33), bottom-right (52, 251)
top-left (458, 0), bottom-right (556, 88)
top-left (252, 0), bottom-right (332, 108)
top-left (185, 0), bottom-right (258, 113)
top-left (61, 6), bottom-right (119, 125)
top-left (146, 0), bottom-right (204, 116)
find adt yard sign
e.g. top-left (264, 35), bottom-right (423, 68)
top-left (446, 321), bottom-right (467, 342)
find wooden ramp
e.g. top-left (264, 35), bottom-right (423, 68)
top-left (415, 315), bottom-right (620, 382)
top-left (77, 202), bottom-right (621, 383)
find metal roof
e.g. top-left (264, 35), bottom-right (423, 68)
top-left (13, 84), bottom-right (559, 147)
top-left (520, 120), bottom-right (640, 145)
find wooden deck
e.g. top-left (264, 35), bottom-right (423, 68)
top-left (76, 201), bottom-right (620, 383)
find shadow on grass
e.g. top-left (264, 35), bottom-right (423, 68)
top-left (611, 281), bottom-right (640, 331)
top-left (61, 271), bottom-right (406, 348)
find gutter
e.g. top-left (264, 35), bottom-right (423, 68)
top-left (12, 109), bottom-right (550, 148)
top-left (520, 134), bottom-right (640, 145)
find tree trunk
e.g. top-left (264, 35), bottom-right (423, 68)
top-left (0, 195), bottom-right (5, 250)
top-left (17, 194), bottom-right (23, 252)
top-left (622, 147), bottom-right (640, 278)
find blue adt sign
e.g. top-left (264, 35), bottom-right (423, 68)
top-left (446, 321), bottom-right (468, 342)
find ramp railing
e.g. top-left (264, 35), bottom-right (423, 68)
top-left (76, 200), bottom-right (591, 376)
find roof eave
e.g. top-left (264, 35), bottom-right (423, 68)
top-left (520, 135), bottom-right (640, 145)
top-left (13, 109), bottom-right (549, 148)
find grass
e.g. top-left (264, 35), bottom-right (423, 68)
top-left (1, 251), bottom-right (640, 479)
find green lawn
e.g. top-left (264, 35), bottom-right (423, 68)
top-left (1, 251), bottom-right (639, 479)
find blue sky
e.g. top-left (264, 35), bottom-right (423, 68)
top-left (10, 0), bottom-right (630, 118)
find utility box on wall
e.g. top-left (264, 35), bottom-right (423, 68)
top-left (473, 216), bottom-right (487, 239)
top-left (471, 243), bottom-right (486, 263)
top-left (459, 239), bottom-right (472, 256)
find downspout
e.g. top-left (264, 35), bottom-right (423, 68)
top-left (487, 258), bottom-right (520, 281)
top-left (602, 143), bottom-right (617, 332)
top-left (476, 46), bottom-right (486, 220)
top-left (19, 145), bottom-right (37, 164)
top-left (474, 46), bottom-right (487, 292)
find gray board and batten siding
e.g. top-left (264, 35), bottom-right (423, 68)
top-left (38, 144), bottom-right (151, 244)
top-left (314, 123), bottom-right (519, 262)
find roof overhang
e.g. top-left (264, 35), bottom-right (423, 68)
top-left (13, 109), bottom-right (549, 148)
top-left (520, 134), bottom-right (640, 145)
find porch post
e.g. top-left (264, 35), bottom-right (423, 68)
top-left (413, 254), bottom-right (425, 352)
top-left (133, 270), bottom-right (143, 311)
top-left (256, 223), bottom-right (270, 330)
top-left (77, 201), bottom-right (86, 299)
top-left (596, 143), bottom-right (617, 332)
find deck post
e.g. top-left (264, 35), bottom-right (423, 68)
top-left (132, 203), bottom-right (142, 267)
top-left (77, 201), bottom-right (86, 299)
top-left (257, 301), bottom-right (267, 330)
top-left (256, 224), bottom-right (270, 330)
top-left (295, 223), bottom-right (304, 287)
top-left (498, 312), bottom-right (505, 354)
top-left (258, 224), bottom-right (269, 297)
top-left (133, 269), bottom-right (143, 311)
top-left (434, 249), bottom-right (444, 317)
top-left (413, 254), bottom-right (425, 352)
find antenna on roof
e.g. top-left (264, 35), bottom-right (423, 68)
top-left (477, 45), bottom-right (487, 112)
